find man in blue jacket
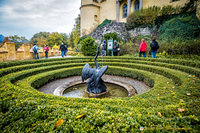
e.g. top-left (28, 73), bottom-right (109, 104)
top-left (32, 44), bottom-right (40, 59)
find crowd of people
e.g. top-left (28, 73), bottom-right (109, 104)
top-left (32, 43), bottom-right (68, 60)
top-left (32, 38), bottom-right (159, 60)
top-left (101, 38), bottom-right (159, 58)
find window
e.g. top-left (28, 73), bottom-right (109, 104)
top-left (100, 0), bottom-right (106, 3)
top-left (94, 15), bottom-right (98, 21)
top-left (134, 0), bottom-right (140, 11)
top-left (93, 0), bottom-right (98, 3)
top-left (171, 0), bottom-right (179, 2)
top-left (123, 4), bottom-right (127, 18)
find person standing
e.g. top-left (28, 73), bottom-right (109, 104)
top-left (60, 43), bottom-right (65, 57)
top-left (139, 39), bottom-right (147, 57)
top-left (32, 44), bottom-right (40, 59)
top-left (101, 40), bottom-right (107, 56)
top-left (113, 40), bottom-right (119, 56)
top-left (150, 38), bottom-right (159, 58)
top-left (44, 44), bottom-right (49, 59)
top-left (64, 45), bottom-right (68, 56)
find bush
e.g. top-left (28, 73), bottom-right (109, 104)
top-left (126, 6), bottom-right (161, 29)
top-left (119, 35), bottom-right (152, 56)
top-left (80, 37), bottom-right (97, 56)
top-left (158, 14), bottom-right (200, 55)
top-left (102, 32), bottom-right (121, 42)
top-left (126, 0), bottom-right (196, 29)
top-left (159, 38), bottom-right (200, 55)
top-left (159, 14), bottom-right (200, 42)
top-left (1, 57), bottom-right (200, 132)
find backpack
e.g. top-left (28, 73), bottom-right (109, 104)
top-left (151, 41), bottom-right (159, 51)
top-left (33, 46), bottom-right (37, 54)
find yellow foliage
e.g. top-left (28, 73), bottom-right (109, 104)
top-left (56, 119), bottom-right (64, 127)
top-left (76, 113), bottom-right (86, 119)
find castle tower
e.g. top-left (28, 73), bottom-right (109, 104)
top-left (80, 0), bottom-right (100, 36)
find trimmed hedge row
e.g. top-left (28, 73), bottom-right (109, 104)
top-left (0, 57), bottom-right (200, 132)
top-left (1, 61), bottom-right (182, 87)
top-left (0, 56), bottom-right (199, 69)
top-left (1, 66), bottom-right (199, 132)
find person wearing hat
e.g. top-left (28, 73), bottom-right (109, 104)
top-left (60, 43), bottom-right (65, 57)
top-left (113, 40), bottom-right (119, 56)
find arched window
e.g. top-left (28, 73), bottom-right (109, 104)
top-left (123, 4), bottom-right (127, 18)
top-left (134, 0), bottom-right (140, 11)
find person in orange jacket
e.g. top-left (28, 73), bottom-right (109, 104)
top-left (139, 39), bottom-right (147, 57)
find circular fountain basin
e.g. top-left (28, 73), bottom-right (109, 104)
top-left (38, 75), bottom-right (151, 98)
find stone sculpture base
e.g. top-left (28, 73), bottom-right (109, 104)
top-left (85, 90), bottom-right (108, 98)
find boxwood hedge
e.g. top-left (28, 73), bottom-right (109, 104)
top-left (0, 57), bottom-right (200, 132)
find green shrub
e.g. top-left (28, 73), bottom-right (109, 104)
top-left (126, 0), bottom-right (196, 29)
top-left (158, 14), bottom-right (200, 55)
top-left (80, 37), bottom-right (97, 56)
top-left (126, 6), bottom-right (161, 29)
top-left (102, 32), bottom-right (121, 42)
top-left (1, 57), bottom-right (200, 132)
top-left (159, 14), bottom-right (200, 42)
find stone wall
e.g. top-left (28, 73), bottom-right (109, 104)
top-left (90, 21), bottom-right (129, 44)
top-left (128, 26), bottom-right (158, 38)
top-left (90, 21), bottom-right (157, 44)
top-left (0, 42), bottom-right (61, 62)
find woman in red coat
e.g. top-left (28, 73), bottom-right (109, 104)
top-left (139, 39), bottom-right (147, 57)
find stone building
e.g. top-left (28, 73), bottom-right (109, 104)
top-left (80, 0), bottom-right (188, 36)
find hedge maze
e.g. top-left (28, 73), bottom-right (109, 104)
top-left (0, 57), bottom-right (200, 132)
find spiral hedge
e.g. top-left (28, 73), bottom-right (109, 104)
top-left (0, 57), bottom-right (200, 132)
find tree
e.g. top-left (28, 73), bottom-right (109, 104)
top-left (70, 14), bottom-right (81, 49)
top-left (29, 32), bottom-right (50, 47)
top-left (47, 32), bottom-right (63, 47)
top-left (8, 35), bottom-right (29, 50)
top-left (61, 33), bottom-right (69, 46)
top-left (69, 33), bottom-right (75, 48)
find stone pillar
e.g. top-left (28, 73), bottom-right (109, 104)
top-left (127, 0), bottom-right (131, 16)
top-left (116, 0), bottom-right (120, 22)
top-left (139, 0), bottom-right (143, 9)
top-left (6, 42), bottom-right (16, 60)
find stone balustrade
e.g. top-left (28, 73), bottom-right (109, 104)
top-left (0, 43), bottom-right (61, 62)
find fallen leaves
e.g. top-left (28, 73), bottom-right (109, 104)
top-left (178, 108), bottom-right (185, 112)
top-left (158, 112), bottom-right (162, 117)
top-left (186, 93), bottom-right (191, 96)
top-left (76, 113), bottom-right (86, 119)
top-left (56, 119), bottom-right (64, 127)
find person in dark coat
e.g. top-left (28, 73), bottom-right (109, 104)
top-left (64, 45), bottom-right (68, 56)
top-left (150, 38), bottom-right (159, 58)
top-left (113, 40), bottom-right (119, 56)
top-left (60, 43), bottom-right (65, 57)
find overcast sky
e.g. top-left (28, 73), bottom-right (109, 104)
top-left (0, 0), bottom-right (81, 40)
